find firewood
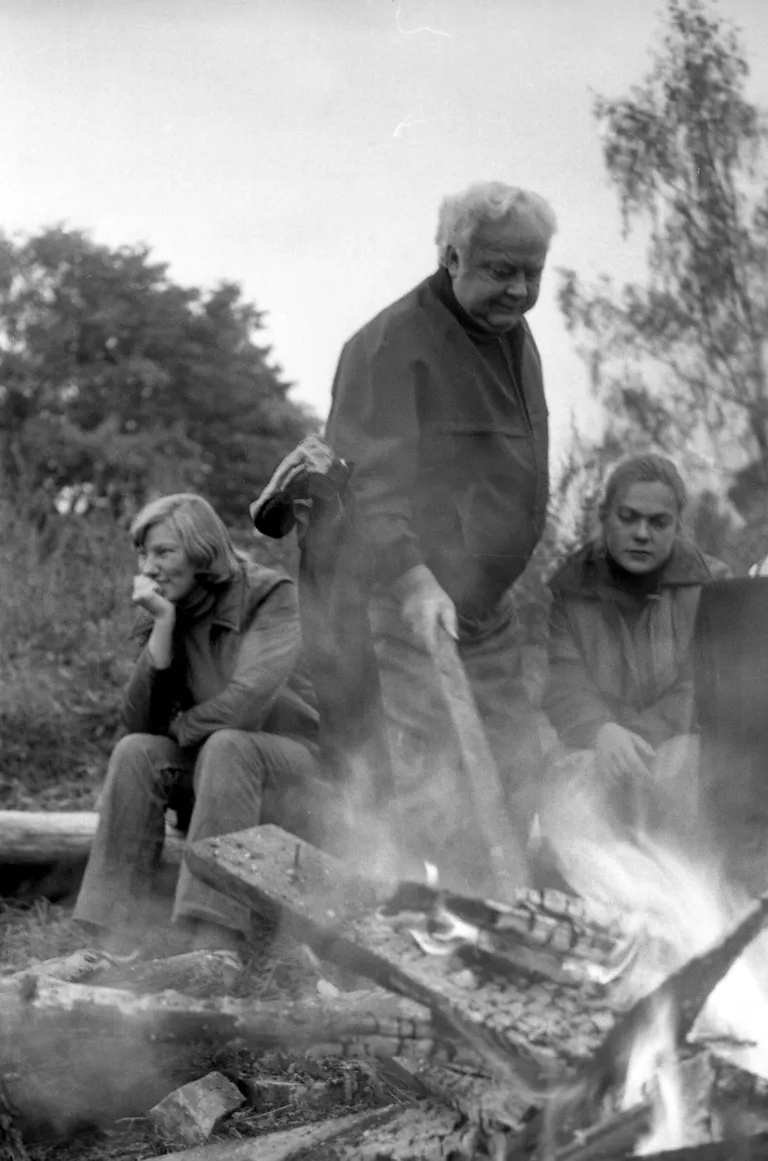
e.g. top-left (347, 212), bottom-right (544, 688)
top-left (7, 948), bottom-right (114, 985)
top-left (83, 949), bottom-right (242, 994)
top-left (149, 1071), bottom-right (244, 1147)
top-left (0, 974), bottom-right (434, 1059)
top-left (0, 976), bottom-right (434, 1137)
top-left (573, 890), bottom-right (768, 1111)
top-left (185, 826), bottom-right (563, 1100)
top-left (145, 1101), bottom-right (477, 1160)
top-left (546, 1100), bottom-right (654, 1160)
top-left (506, 894), bottom-right (768, 1155)
top-left (144, 1107), bottom-right (401, 1160)
top-left (0, 810), bottom-right (184, 866)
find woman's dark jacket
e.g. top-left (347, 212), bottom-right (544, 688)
top-left (543, 539), bottom-right (728, 751)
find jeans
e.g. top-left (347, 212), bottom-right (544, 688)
top-left (74, 729), bottom-right (322, 936)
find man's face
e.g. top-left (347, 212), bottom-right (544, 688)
top-left (446, 217), bottom-right (548, 334)
top-left (603, 481), bottom-right (680, 575)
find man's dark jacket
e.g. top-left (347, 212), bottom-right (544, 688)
top-left (324, 268), bottom-right (549, 620)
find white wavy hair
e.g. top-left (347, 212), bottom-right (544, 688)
top-left (435, 181), bottom-right (558, 266)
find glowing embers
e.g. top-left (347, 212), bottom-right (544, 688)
top-left (378, 868), bottom-right (641, 989)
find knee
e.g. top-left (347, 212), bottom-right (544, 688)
top-left (109, 732), bottom-right (162, 769)
top-left (105, 733), bottom-right (175, 788)
top-left (195, 730), bottom-right (265, 789)
top-left (199, 729), bottom-right (260, 763)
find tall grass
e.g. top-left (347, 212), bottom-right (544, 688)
top-left (0, 507), bottom-right (135, 805)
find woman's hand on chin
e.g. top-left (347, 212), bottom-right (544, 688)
top-left (132, 574), bottom-right (176, 621)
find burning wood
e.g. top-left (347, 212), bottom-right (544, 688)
top-left (186, 826), bottom-right (625, 1101)
top-left (564, 889), bottom-right (768, 1112)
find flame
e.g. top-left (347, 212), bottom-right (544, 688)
top-left (622, 995), bottom-right (687, 1154)
top-left (424, 861), bottom-right (439, 888)
top-left (550, 821), bottom-right (768, 1151)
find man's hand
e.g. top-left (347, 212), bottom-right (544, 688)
top-left (131, 575), bottom-right (176, 621)
top-left (595, 722), bottom-right (656, 782)
top-left (393, 565), bottom-right (458, 650)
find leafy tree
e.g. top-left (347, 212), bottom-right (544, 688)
top-left (0, 227), bottom-right (315, 525)
top-left (558, 0), bottom-right (768, 486)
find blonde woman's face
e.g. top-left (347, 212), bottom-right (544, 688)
top-left (603, 482), bottom-right (679, 574)
top-left (138, 520), bottom-right (197, 603)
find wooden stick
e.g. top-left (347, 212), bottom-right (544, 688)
top-left (429, 631), bottom-right (528, 898)
top-left (548, 1101), bottom-right (653, 1161)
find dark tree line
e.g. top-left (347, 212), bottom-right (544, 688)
top-left (0, 227), bottom-right (315, 528)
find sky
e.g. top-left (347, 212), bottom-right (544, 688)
top-left (2, 0), bottom-right (768, 469)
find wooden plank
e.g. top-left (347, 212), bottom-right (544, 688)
top-left (428, 631), bottom-right (529, 896)
top-left (185, 827), bottom-right (618, 1108)
top-left (0, 810), bottom-right (184, 865)
top-left (147, 1101), bottom-right (476, 1161)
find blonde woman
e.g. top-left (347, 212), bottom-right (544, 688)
top-left (75, 493), bottom-right (321, 962)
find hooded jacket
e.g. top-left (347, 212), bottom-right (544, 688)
top-left (123, 562), bottom-right (319, 750)
top-left (324, 267), bottom-right (549, 621)
top-left (543, 539), bottom-right (728, 751)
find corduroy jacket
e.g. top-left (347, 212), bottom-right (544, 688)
top-left (123, 562), bottom-right (319, 750)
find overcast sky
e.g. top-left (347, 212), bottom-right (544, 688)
top-left (2, 0), bottom-right (768, 469)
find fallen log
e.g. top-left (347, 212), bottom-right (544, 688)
top-left (147, 1100), bottom-right (478, 1161)
top-left (185, 826), bottom-right (570, 1104)
top-left (0, 810), bottom-right (184, 866)
top-left (0, 974), bottom-right (433, 1057)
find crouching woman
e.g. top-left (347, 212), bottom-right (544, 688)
top-left (74, 493), bottom-right (322, 958)
top-left (539, 455), bottom-right (728, 880)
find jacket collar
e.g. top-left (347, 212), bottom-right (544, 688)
top-left (210, 565), bottom-right (247, 631)
top-left (551, 537), bottom-right (714, 602)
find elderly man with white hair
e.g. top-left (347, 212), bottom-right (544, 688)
top-left (324, 181), bottom-right (557, 892)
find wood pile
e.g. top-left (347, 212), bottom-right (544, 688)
top-left (3, 824), bottom-right (768, 1159)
